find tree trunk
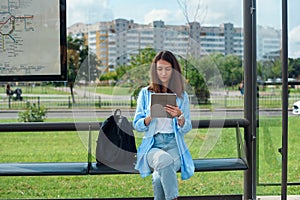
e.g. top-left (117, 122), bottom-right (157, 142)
top-left (69, 83), bottom-right (76, 104)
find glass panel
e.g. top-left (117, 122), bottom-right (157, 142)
top-left (256, 0), bottom-right (283, 192)
top-left (257, 0), bottom-right (300, 194)
top-left (287, 0), bottom-right (300, 188)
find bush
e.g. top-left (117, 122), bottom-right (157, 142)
top-left (18, 102), bottom-right (47, 122)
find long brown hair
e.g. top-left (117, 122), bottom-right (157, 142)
top-left (148, 50), bottom-right (184, 98)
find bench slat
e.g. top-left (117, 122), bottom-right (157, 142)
top-left (0, 158), bottom-right (248, 176)
top-left (193, 158), bottom-right (248, 172)
top-left (0, 162), bottom-right (88, 176)
top-left (90, 158), bottom-right (248, 174)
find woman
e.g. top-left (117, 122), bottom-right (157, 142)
top-left (6, 84), bottom-right (13, 97)
top-left (133, 50), bottom-right (195, 200)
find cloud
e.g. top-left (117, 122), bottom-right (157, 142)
top-left (173, 0), bottom-right (242, 26)
top-left (290, 25), bottom-right (300, 42)
top-left (289, 25), bottom-right (300, 58)
top-left (67, 0), bottom-right (113, 26)
top-left (144, 9), bottom-right (172, 24)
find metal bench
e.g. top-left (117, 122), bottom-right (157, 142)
top-left (0, 119), bottom-right (249, 176)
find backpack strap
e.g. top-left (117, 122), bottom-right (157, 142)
top-left (114, 109), bottom-right (123, 125)
top-left (114, 109), bottom-right (122, 117)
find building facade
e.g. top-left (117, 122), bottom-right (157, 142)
top-left (67, 19), bottom-right (281, 72)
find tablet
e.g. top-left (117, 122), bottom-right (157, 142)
top-left (150, 93), bottom-right (176, 118)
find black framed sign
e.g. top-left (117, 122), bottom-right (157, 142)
top-left (0, 0), bottom-right (67, 81)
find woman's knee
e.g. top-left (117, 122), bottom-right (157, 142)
top-left (147, 149), bottom-right (178, 170)
top-left (155, 153), bottom-right (174, 170)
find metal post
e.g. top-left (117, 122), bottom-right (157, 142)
top-left (8, 96), bottom-right (11, 109)
top-left (99, 96), bottom-right (101, 108)
top-left (87, 124), bottom-right (92, 171)
top-left (38, 96), bottom-right (40, 108)
top-left (281, 0), bottom-right (288, 199)
top-left (225, 92), bottom-right (228, 108)
top-left (68, 96), bottom-right (71, 108)
top-left (251, 0), bottom-right (257, 198)
top-left (243, 0), bottom-right (254, 199)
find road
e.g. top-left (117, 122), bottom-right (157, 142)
top-left (0, 109), bottom-right (294, 120)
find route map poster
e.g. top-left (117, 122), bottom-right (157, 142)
top-left (0, 0), bottom-right (67, 81)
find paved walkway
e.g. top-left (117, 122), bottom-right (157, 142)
top-left (257, 195), bottom-right (300, 200)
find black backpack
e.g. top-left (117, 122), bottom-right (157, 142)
top-left (96, 109), bottom-right (137, 172)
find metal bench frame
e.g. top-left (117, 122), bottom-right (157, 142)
top-left (0, 119), bottom-right (250, 198)
top-left (0, 119), bottom-right (249, 175)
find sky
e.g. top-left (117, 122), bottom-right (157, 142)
top-left (66, 0), bottom-right (300, 58)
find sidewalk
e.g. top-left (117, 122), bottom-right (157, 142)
top-left (257, 195), bottom-right (300, 200)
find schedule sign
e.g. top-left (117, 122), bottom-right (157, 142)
top-left (0, 0), bottom-right (67, 81)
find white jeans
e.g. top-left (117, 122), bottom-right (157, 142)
top-left (147, 133), bottom-right (181, 200)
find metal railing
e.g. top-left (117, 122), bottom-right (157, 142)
top-left (1, 94), bottom-right (299, 110)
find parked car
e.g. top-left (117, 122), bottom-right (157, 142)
top-left (292, 100), bottom-right (300, 115)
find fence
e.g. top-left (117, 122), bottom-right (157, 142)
top-left (1, 94), bottom-right (300, 110)
top-left (0, 95), bottom-right (133, 109)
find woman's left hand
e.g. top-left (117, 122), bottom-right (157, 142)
top-left (165, 104), bottom-right (185, 127)
top-left (165, 104), bottom-right (182, 118)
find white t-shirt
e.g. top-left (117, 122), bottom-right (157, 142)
top-left (155, 118), bottom-right (173, 134)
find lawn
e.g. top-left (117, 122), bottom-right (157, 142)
top-left (6, 85), bottom-right (132, 96)
top-left (0, 116), bottom-right (299, 199)
top-left (16, 85), bottom-right (69, 95)
top-left (95, 86), bottom-right (132, 95)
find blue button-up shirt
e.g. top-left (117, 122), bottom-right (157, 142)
top-left (133, 87), bottom-right (195, 180)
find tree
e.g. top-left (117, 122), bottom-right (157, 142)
top-left (99, 71), bottom-right (118, 84)
top-left (269, 59), bottom-right (282, 79)
top-left (182, 57), bottom-right (210, 103)
top-left (181, 53), bottom-right (226, 104)
top-left (289, 58), bottom-right (300, 79)
top-left (129, 47), bottom-right (157, 67)
top-left (128, 48), bottom-right (157, 97)
top-left (67, 35), bottom-right (86, 103)
top-left (196, 53), bottom-right (243, 88)
top-left (79, 52), bottom-right (101, 82)
top-left (115, 47), bottom-right (156, 79)
top-left (67, 35), bottom-right (101, 103)
top-left (257, 61), bottom-right (265, 82)
top-left (115, 65), bottom-right (128, 81)
top-left (115, 48), bottom-right (157, 99)
top-left (260, 59), bottom-right (282, 81)
top-left (176, 0), bottom-right (213, 104)
top-left (219, 54), bottom-right (243, 86)
top-left (176, 0), bottom-right (207, 25)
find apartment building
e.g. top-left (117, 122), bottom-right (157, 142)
top-left (257, 25), bottom-right (282, 60)
top-left (67, 19), bottom-right (281, 71)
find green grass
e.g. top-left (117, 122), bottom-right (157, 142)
top-left (1, 116), bottom-right (300, 199)
top-left (17, 86), bottom-right (69, 95)
top-left (6, 85), bottom-right (132, 96)
top-left (95, 86), bottom-right (132, 95)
